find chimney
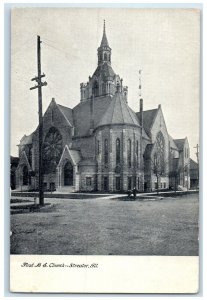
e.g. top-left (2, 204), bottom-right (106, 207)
top-left (140, 98), bottom-right (143, 128)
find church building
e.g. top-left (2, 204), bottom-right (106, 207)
top-left (15, 23), bottom-right (191, 193)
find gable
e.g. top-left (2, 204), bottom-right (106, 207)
top-left (150, 107), bottom-right (169, 143)
top-left (57, 104), bottom-right (73, 127)
top-left (17, 151), bottom-right (31, 170)
top-left (136, 109), bottom-right (158, 137)
top-left (42, 99), bottom-right (73, 135)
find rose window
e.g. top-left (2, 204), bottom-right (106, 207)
top-left (43, 127), bottom-right (63, 174)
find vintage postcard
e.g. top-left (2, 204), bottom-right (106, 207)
top-left (10, 8), bottom-right (200, 293)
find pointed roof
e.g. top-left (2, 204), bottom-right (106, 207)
top-left (96, 91), bottom-right (140, 128)
top-left (93, 63), bottom-right (115, 79)
top-left (190, 158), bottom-right (198, 170)
top-left (174, 138), bottom-right (185, 150)
top-left (100, 20), bottom-right (110, 48)
top-left (57, 104), bottom-right (74, 127)
top-left (136, 108), bottom-right (158, 136)
top-left (169, 135), bottom-right (178, 150)
top-left (20, 132), bottom-right (33, 145)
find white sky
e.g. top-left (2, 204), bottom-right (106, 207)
top-left (11, 8), bottom-right (200, 161)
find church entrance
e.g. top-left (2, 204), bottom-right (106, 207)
top-left (64, 161), bottom-right (73, 186)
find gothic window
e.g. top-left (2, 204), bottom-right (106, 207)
top-left (136, 140), bottom-right (139, 166)
top-left (155, 131), bottom-right (165, 174)
top-left (43, 127), bottom-right (63, 174)
top-left (22, 165), bottom-right (29, 185)
top-left (93, 81), bottom-right (99, 97)
top-left (127, 139), bottom-right (132, 168)
top-left (28, 146), bottom-right (32, 166)
top-left (97, 140), bottom-right (100, 155)
top-left (116, 138), bottom-right (121, 165)
top-left (104, 139), bottom-right (108, 165)
top-left (109, 54), bottom-right (111, 62)
top-left (116, 177), bottom-right (121, 191)
top-left (104, 53), bottom-right (107, 61)
top-left (108, 83), bottom-right (111, 94)
top-left (102, 83), bottom-right (106, 94)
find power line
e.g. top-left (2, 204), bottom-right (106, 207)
top-left (41, 40), bottom-right (72, 62)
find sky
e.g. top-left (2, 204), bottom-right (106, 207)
top-left (11, 8), bottom-right (200, 161)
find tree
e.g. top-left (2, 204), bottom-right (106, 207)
top-left (151, 153), bottom-right (168, 194)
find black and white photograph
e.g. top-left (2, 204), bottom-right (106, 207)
top-left (9, 7), bottom-right (200, 293)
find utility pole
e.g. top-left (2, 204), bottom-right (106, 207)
top-left (30, 35), bottom-right (47, 206)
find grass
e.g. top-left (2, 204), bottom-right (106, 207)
top-left (10, 193), bottom-right (199, 256)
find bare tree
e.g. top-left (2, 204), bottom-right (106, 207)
top-left (151, 153), bottom-right (168, 194)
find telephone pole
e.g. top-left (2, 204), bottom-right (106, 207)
top-left (30, 35), bottom-right (47, 206)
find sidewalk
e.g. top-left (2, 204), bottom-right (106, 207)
top-left (11, 189), bottom-right (198, 200)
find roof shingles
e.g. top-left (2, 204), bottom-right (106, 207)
top-left (97, 92), bottom-right (140, 128)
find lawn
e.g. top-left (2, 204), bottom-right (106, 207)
top-left (10, 193), bottom-right (199, 256)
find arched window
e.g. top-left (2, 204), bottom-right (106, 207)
top-left (116, 138), bottom-right (121, 165)
top-left (42, 127), bottom-right (63, 174)
top-left (102, 83), bottom-right (106, 95)
top-left (155, 131), bottom-right (165, 174)
top-left (109, 54), bottom-right (111, 62)
top-left (136, 140), bottom-right (139, 166)
top-left (104, 139), bottom-right (108, 165)
top-left (93, 81), bottom-right (99, 97)
top-left (104, 53), bottom-right (107, 61)
top-left (127, 139), bottom-right (132, 168)
top-left (22, 165), bottom-right (29, 185)
top-left (97, 140), bottom-right (100, 155)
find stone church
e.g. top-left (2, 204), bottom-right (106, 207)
top-left (15, 23), bottom-right (191, 193)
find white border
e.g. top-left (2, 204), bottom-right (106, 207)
top-left (1, 1), bottom-right (205, 299)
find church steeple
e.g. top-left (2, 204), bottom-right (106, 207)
top-left (98, 20), bottom-right (111, 65)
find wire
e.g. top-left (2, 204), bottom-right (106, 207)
top-left (41, 40), bottom-right (72, 62)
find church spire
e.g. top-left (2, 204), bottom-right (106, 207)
top-left (98, 20), bottom-right (111, 65)
top-left (100, 20), bottom-right (109, 47)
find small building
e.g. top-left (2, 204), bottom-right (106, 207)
top-left (190, 159), bottom-right (199, 189)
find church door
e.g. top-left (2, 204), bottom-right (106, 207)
top-left (64, 161), bottom-right (73, 186)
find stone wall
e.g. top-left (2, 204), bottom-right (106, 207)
top-left (95, 124), bottom-right (144, 192)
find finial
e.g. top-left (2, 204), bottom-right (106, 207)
top-left (103, 19), bottom-right (106, 32)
